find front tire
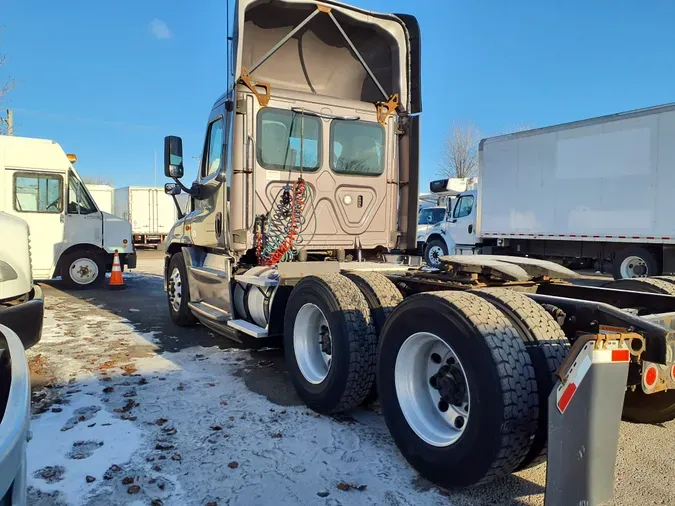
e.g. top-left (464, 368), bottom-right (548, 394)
top-left (283, 274), bottom-right (376, 414)
top-left (60, 251), bottom-right (106, 289)
top-left (167, 253), bottom-right (197, 326)
top-left (377, 291), bottom-right (538, 488)
top-left (424, 239), bottom-right (448, 267)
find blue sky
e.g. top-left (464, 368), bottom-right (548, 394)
top-left (2, 0), bottom-right (674, 190)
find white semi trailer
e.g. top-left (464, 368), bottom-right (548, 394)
top-left (160, 1), bottom-right (675, 502)
top-left (114, 186), bottom-right (176, 247)
top-left (85, 184), bottom-right (115, 214)
top-left (423, 103), bottom-right (675, 279)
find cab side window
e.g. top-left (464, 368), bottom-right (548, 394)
top-left (202, 118), bottom-right (224, 177)
top-left (67, 173), bottom-right (98, 215)
top-left (13, 173), bottom-right (63, 213)
top-left (453, 195), bottom-right (474, 219)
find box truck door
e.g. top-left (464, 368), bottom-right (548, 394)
top-left (64, 171), bottom-right (103, 249)
top-left (9, 171), bottom-right (65, 279)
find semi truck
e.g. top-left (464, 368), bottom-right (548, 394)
top-left (423, 103), bottom-right (675, 279)
top-left (0, 213), bottom-right (43, 505)
top-left (161, 1), bottom-right (675, 502)
top-left (114, 186), bottom-right (176, 247)
top-left (0, 135), bottom-right (136, 288)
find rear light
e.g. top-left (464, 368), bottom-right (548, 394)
top-left (643, 364), bottom-right (659, 391)
top-left (671, 364), bottom-right (675, 382)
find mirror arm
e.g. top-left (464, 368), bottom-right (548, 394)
top-left (173, 177), bottom-right (195, 196)
top-left (171, 195), bottom-right (184, 220)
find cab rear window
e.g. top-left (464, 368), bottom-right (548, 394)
top-left (257, 108), bottom-right (321, 172)
top-left (330, 120), bottom-right (385, 176)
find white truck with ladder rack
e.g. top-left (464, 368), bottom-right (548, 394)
top-left (162, 1), bottom-right (675, 503)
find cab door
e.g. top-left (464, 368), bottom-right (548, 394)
top-left (64, 171), bottom-right (103, 249)
top-left (8, 170), bottom-right (65, 279)
top-left (447, 191), bottom-right (477, 250)
top-left (189, 105), bottom-right (228, 249)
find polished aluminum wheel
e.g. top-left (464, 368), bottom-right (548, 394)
top-left (69, 258), bottom-right (99, 285)
top-left (395, 332), bottom-right (470, 447)
top-left (293, 303), bottom-right (332, 384)
top-left (168, 267), bottom-right (183, 312)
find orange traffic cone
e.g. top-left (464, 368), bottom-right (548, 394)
top-left (108, 250), bottom-right (126, 290)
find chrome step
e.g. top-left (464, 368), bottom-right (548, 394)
top-left (233, 273), bottom-right (279, 287)
top-left (227, 319), bottom-right (268, 338)
top-left (187, 301), bottom-right (231, 322)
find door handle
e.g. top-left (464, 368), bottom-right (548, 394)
top-left (215, 212), bottom-right (222, 238)
top-left (468, 224), bottom-right (473, 234)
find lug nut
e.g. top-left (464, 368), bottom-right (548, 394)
top-left (429, 376), bottom-right (437, 388)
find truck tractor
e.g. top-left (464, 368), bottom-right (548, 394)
top-left (163, 1), bottom-right (675, 502)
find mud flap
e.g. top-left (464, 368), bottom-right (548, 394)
top-left (545, 336), bottom-right (634, 506)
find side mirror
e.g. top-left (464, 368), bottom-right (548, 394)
top-left (164, 136), bottom-right (184, 178)
top-left (165, 183), bottom-right (181, 196)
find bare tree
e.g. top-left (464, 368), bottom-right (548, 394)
top-left (438, 122), bottom-right (480, 179)
top-left (0, 28), bottom-right (16, 135)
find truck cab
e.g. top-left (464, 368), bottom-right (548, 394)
top-left (0, 135), bottom-right (136, 288)
top-left (423, 189), bottom-right (479, 266)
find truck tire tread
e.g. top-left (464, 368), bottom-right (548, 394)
top-left (343, 271), bottom-right (402, 404)
top-left (472, 288), bottom-right (569, 469)
top-left (604, 277), bottom-right (675, 295)
top-left (284, 274), bottom-right (377, 414)
top-left (377, 291), bottom-right (538, 488)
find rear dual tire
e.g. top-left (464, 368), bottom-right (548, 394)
top-left (603, 277), bottom-right (675, 423)
top-left (283, 274), bottom-right (377, 414)
top-left (377, 291), bottom-right (539, 488)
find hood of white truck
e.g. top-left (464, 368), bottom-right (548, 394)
top-left (102, 212), bottom-right (134, 255)
top-left (0, 212), bottom-right (32, 301)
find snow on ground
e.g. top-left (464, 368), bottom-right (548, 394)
top-left (26, 293), bottom-right (458, 506)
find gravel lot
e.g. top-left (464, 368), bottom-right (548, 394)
top-left (25, 250), bottom-right (675, 505)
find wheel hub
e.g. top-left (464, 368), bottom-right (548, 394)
top-left (395, 332), bottom-right (471, 447)
top-left (431, 363), bottom-right (467, 407)
top-left (319, 325), bottom-right (332, 355)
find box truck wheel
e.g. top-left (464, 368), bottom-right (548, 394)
top-left (283, 274), bottom-right (377, 414)
top-left (167, 253), bottom-right (198, 326)
top-left (61, 251), bottom-right (106, 289)
top-left (376, 291), bottom-right (538, 488)
top-left (424, 239), bottom-right (448, 267)
top-left (471, 288), bottom-right (568, 470)
top-left (344, 271), bottom-right (403, 403)
top-left (612, 247), bottom-right (660, 279)
top-left (622, 389), bottom-right (675, 424)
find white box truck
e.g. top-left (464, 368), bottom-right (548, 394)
top-left (0, 135), bottom-right (136, 288)
top-left (115, 186), bottom-right (176, 247)
top-left (421, 103), bottom-right (675, 279)
top-left (85, 183), bottom-right (114, 214)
